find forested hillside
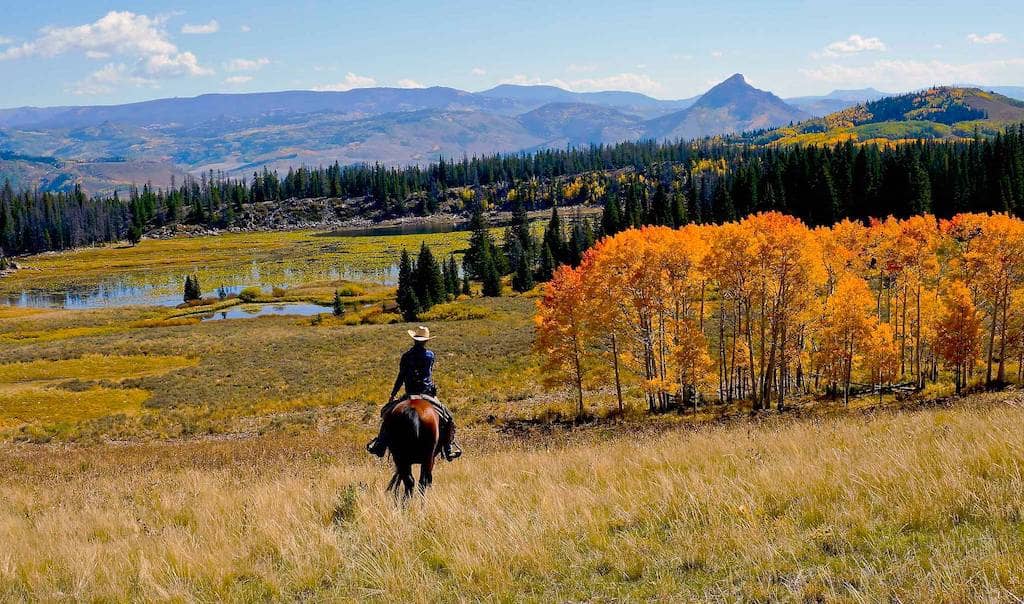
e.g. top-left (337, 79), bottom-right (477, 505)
top-left (745, 87), bottom-right (1024, 146)
top-left (2, 123), bottom-right (1023, 256)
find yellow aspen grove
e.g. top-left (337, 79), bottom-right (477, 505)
top-left (812, 273), bottom-right (877, 405)
top-left (862, 322), bottom-right (900, 402)
top-left (740, 213), bottom-right (825, 411)
top-left (703, 221), bottom-right (757, 402)
top-left (536, 212), bottom-right (1024, 415)
top-left (535, 265), bottom-right (592, 418)
top-left (935, 281), bottom-right (984, 393)
top-left (970, 215), bottom-right (1024, 385)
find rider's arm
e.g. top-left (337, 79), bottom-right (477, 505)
top-left (389, 355), bottom-right (407, 400)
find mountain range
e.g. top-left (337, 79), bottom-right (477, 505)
top-left (1, 75), bottom-right (1022, 194)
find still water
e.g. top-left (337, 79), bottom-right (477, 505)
top-left (200, 302), bottom-right (329, 321)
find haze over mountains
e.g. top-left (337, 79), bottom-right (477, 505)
top-left (1, 74), bottom-right (1022, 194)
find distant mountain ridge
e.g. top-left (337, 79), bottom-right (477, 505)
top-left (644, 74), bottom-right (808, 139)
top-left (1, 77), bottom-right (1022, 194)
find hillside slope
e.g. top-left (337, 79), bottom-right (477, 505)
top-left (745, 86), bottom-right (1024, 145)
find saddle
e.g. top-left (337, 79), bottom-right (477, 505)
top-left (382, 394), bottom-right (452, 424)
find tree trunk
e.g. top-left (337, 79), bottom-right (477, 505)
top-left (997, 279), bottom-right (1009, 384)
top-left (611, 333), bottom-right (623, 413)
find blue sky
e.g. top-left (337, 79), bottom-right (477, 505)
top-left (1, 0), bottom-right (1022, 107)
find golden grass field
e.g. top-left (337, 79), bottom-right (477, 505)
top-left (1, 231), bottom-right (1023, 601)
top-left (2, 393), bottom-right (1023, 601)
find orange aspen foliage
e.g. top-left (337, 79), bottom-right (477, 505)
top-left (535, 212), bottom-right (1024, 414)
top-left (813, 273), bottom-right (877, 405)
top-left (535, 265), bottom-right (592, 417)
top-left (935, 281), bottom-right (983, 393)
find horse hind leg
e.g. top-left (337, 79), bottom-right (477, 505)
top-left (418, 464), bottom-right (433, 495)
top-left (400, 468), bottom-right (415, 501)
top-left (386, 472), bottom-right (401, 495)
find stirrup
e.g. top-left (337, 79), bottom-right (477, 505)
top-left (443, 443), bottom-right (463, 461)
top-left (366, 438), bottom-right (386, 457)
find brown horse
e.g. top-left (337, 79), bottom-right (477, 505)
top-left (381, 398), bottom-right (441, 500)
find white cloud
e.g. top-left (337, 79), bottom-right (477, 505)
top-left (223, 75), bottom-right (252, 85)
top-left (181, 20), bottom-right (219, 35)
top-left (470, 66), bottom-right (486, 76)
top-left (569, 72), bottom-right (662, 93)
top-left (821, 34), bottom-right (887, 57)
top-left (967, 32), bottom-right (1007, 45)
top-left (224, 57), bottom-right (269, 72)
top-left (0, 10), bottom-right (212, 87)
top-left (312, 72), bottom-right (377, 91)
top-left (239, 24), bottom-right (251, 32)
top-left (397, 78), bottom-right (425, 88)
top-left (499, 72), bottom-right (662, 94)
top-left (499, 74), bottom-right (572, 88)
top-left (71, 63), bottom-right (157, 95)
top-left (801, 57), bottom-right (1024, 90)
top-left (710, 50), bottom-right (724, 59)
top-left (0, 36), bottom-right (12, 45)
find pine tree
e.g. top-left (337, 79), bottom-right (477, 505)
top-left (651, 182), bottom-right (671, 225)
top-left (464, 200), bottom-right (506, 278)
top-left (601, 193), bottom-right (623, 236)
top-left (543, 205), bottom-right (565, 264)
top-left (537, 242), bottom-right (557, 282)
top-left (183, 274), bottom-right (201, 302)
top-left (396, 249), bottom-right (420, 321)
top-left (414, 241), bottom-right (445, 307)
top-left (333, 289), bottom-right (345, 316)
top-left (512, 242), bottom-right (535, 292)
top-left (461, 260), bottom-right (471, 296)
top-left (480, 246), bottom-right (503, 297)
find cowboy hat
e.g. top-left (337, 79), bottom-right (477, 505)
top-left (407, 325), bottom-right (432, 341)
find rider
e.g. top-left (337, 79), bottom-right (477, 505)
top-left (366, 325), bottom-right (462, 460)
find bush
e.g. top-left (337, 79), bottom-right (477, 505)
top-left (271, 286), bottom-right (287, 298)
top-left (335, 284), bottom-right (366, 297)
top-left (238, 287), bottom-right (262, 302)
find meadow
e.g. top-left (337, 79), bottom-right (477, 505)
top-left (1, 229), bottom-right (1023, 601)
top-left (2, 392), bottom-right (1023, 601)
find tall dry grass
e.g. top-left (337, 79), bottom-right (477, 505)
top-left (2, 394), bottom-right (1023, 601)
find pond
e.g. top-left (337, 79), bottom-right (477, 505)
top-left (0, 264), bottom-right (398, 310)
top-left (200, 302), bottom-right (330, 321)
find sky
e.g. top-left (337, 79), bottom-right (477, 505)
top-left (0, 0), bottom-right (1022, 108)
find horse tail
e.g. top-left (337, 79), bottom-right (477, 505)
top-left (401, 404), bottom-right (420, 440)
top-left (384, 403), bottom-right (421, 459)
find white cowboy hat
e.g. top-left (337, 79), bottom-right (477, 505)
top-left (407, 325), bottom-right (432, 341)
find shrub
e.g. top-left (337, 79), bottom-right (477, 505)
top-left (335, 284), bottom-right (366, 297)
top-left (271, 286), bottom-right (287, 298)
top-left (238, 287), bottom-right (262, 302)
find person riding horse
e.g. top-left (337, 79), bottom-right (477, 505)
top-left (366, 325), bottom-right (462, 461)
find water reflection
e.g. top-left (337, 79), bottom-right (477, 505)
top-left (201, 302), bottom-right (329, 321)
top-left (0, 263), bottom-right (400, 309)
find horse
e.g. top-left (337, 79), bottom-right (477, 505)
top-left (381, 397), bottom-right (441, 500)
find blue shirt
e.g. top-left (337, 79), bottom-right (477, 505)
top-left (391, 344), bottom-right (435, 398)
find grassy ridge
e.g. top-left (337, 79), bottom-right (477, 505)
top-left (1, 393), bottom-right (1022, 601)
